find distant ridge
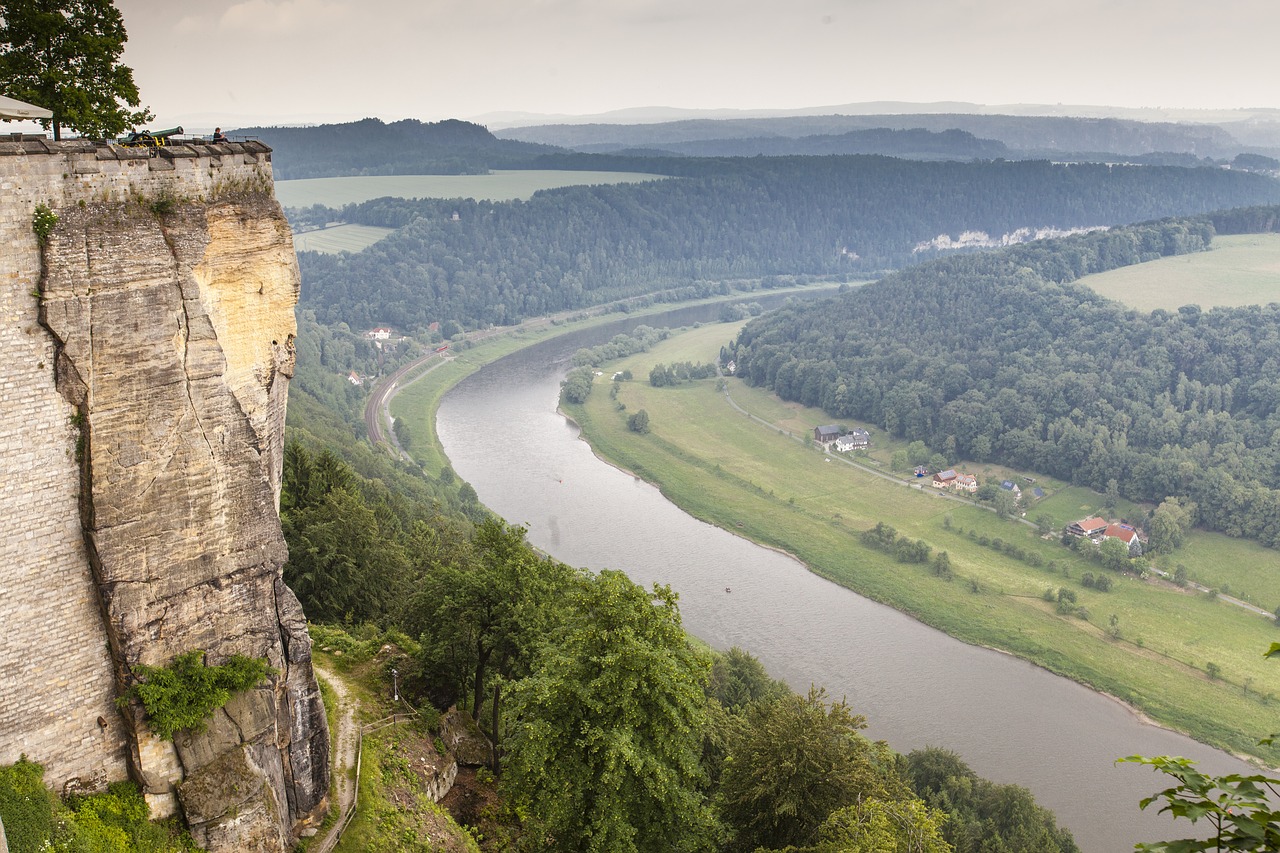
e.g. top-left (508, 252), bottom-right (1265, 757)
top-left (232, 117), bottom-right (560, 180)
top-left (497, 113), bottom-right (1275, 160)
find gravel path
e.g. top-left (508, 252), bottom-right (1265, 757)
top-left (311, 663), bottom-right (359, 853)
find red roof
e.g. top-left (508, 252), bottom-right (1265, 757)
top-left (1075, 516), bottom-right (1107, 531)
top-left (1104, 523), bottom-right (1138, 543)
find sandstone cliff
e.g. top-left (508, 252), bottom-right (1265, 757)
top-left (0, 138), bottom-right (328, 852)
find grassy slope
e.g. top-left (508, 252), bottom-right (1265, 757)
top-left (292, 224), bottom-right (395, 254)
top-left (567, 321), bottom-right (1280, 763)
top-left (1077, 233), bottom-right (1280, 310)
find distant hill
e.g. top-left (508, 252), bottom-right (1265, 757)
top-left (571, 127), bottom-right (1009, 160)
top-left (498, 113), bottom-right (1260, 160)
top-left (231, 117), bottom-right (562, 179)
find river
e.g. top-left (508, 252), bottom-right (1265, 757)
top-left (435, 301), bottom-right (1257, 852)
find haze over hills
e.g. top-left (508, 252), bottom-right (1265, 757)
top-left (497, 112), bottom-right (1278, 160)
top-left (475, 101), bottom-right (1280, 130)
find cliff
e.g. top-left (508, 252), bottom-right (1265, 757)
top-left (0, 136), bottom-right (328, 851)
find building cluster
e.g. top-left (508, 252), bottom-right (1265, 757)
top-left (1066, 516), bottom-right (1144, 556)
top-left (931, 469), bottom-right (979, 493)
top-left (814, 424), bottom-right (870, 452)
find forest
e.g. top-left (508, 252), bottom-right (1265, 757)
top-left (731, 213), bottom-right (1280, 547)
top-left (295, 155), bottom-right (1280, 331)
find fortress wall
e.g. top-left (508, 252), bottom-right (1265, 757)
top-left (0, 140), bottom-right (327, 850)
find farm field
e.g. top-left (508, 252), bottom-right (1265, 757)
top-left (565, 321), bottom-right (1280, 763)
top-left (274, 169), bottom-right (667, 208)
top-left (1079, 233), bottom-right (1280, 310)
top-left (292, 224), bottom-right (395, 254)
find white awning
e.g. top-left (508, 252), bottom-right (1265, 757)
top-left (0, 94), bottom-right (53, 120)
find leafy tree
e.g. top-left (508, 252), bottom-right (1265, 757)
top-left (561, 366), bottom-right (595, 404)
top-left (992, 488), bottom-right (1018, 518)
top-left (502, 570), bottom-right (714, 852)
top-left (1149, 497), bottom-right (1196, 554)
top-left (1099, 536), bottom-right (1131, 571)
top-left (411, 519), bottom-right (570, 752)
top-left (0, 0), bottom-right (153, 140)
top-left (628, 408), bottom-right (651, 434)
top-left (809, 798), bottom-right (951, 853)
top-left (716, 687), bottom-right (903, 852)
top-left (706, 646), bottom-right (787, 714)
top-left (907, 747), bottom-right (1079, 853)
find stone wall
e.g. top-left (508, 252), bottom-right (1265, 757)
top-left (0, 137), bottom-right (328, 851)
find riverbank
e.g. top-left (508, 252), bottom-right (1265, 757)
top-left (562, 322), bottom-right (1280, 766)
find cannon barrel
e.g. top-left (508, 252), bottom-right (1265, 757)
top-left (151, 126), bottom-right (183, 139)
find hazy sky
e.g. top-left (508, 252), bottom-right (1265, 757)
top-left (109, 0), bottom-right (1279, 128)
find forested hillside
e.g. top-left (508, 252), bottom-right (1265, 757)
top-left (233, 118), bottom-right (560, 178)
top-left (297, 156), bottom-right (1280, 331)
top-left (732, 213), bottom-right (1280, 547)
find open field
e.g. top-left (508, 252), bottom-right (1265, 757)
top-left (566, 321), bottom-right (1280, 762)
top-left (292, 224), bottom-right (395, 254)
top-left (1079, 233), bottom-right (1280, 310)
top-left (275, 169), bottom-right (667, 208)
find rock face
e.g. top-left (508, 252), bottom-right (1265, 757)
top-left (0, 139), bottom-right (328, 851)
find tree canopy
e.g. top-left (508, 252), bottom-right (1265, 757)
top-left (733, 214), bottom-right (1280, 548)
top-left (0, 0), bottom-right (152, 140)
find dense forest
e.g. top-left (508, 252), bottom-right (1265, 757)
top-left (732, 213), bottom-right (1280, 547)
top-left (277, 389), bottom-right (1078, 851)
top-left (296, 156), bottom-right (1280, 331)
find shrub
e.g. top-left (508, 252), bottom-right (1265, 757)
top-left (32, 203), bottom-right (58, 245)
top-left (123, 650), bottom-right (272, 740)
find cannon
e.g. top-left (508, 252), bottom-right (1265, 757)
top-left (117, 126), bottom-right (183, 147)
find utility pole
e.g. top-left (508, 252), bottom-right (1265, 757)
top-left (391, 668), bottom-right (399, 703)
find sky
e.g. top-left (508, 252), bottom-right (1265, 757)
top-left (100, 0), bottom-right (1280, 129)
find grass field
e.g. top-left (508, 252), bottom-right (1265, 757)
top-left (565, 322), bottom-right (1280, 763)
top-left (1079, 233), bottom-right (1280, 310)
top-left (292, 224), bottom-right (395, 254)
top-left (275, 169), bottom-right (668, 208)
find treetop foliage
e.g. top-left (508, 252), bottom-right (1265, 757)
top-left (0, 0), bottom-right (153, 140)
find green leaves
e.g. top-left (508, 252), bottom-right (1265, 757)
top-left (1121, 755), bottom-right (1280, 852)
top-left (0, 0), bottom-right (153, 139)
top-left (123, 651), bottom-right (272, 740)
top-left (502, 570), bottom-right (714, 853)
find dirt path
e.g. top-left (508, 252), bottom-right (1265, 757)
top-left (311, 663), bottom-right (359, 853)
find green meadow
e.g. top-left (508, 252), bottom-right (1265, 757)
top-left (292, 224), bottom-right (395, 254)
top-left (1079, 233), bottom-right (1280, 310)
top-left (565, 321), bottom-right (1280, 763)
top-left (274, 169), bottom-right (667, 208)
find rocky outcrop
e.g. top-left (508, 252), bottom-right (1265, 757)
top-left (0, 140), bottom-right (330, 851)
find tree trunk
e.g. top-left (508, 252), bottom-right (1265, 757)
top-left (471, 644), bottom-right (490, 721)
top-left (491, 680), bottom-right (501, 774)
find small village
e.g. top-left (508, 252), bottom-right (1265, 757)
top-left (811, 423), bottom-right (1146, 560)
